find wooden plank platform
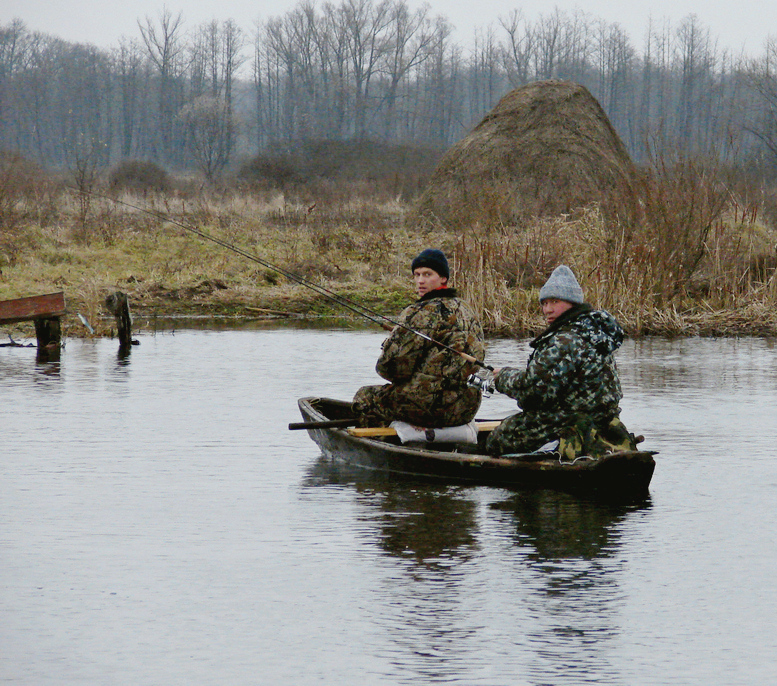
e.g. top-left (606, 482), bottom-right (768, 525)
top-left (0, 292), bottom-right (66, 324)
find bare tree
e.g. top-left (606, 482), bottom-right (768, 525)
top-left (499, 10), bottom-right (533, 88)
top-left (252, 28), bottom-right (271, 149)
top-left (263, 14), bottom-right (302, 142)
top-left (675, 14), bottom-right (716, 152)
top-left (57, 43), bottom-right (113, 166)
top-left (0, 26), bottom-right (52, 159)
top-left (592, 20), bottom-right (635, 133)
top-left (191, 20), bottom-right (246, 159)
top-left (221, 21), bottom-right (247, 107)
top-left (532, 8), bottom-right (564, 79)
top-left (0, 19), bottom-right (31, 149)
top-left (743, 37), bottom-right (777, 164)
top-left (113, 39), bottom-right (149, 158)
top-left (378, 0), bottom-right (435, 140)
top-left (285, 2), bottom-right (327, 138)
top-left (340, 0), bottom-right (393, 138)
top-left (417, 17), bottom-right (459, 146)
top-left (468, 27), bottom-right (501, 124)
top-left (138, 9), bottom-right (186, 163)
top-left (1, 7), bottom-right (775, 174)
top-left (180, 94), bottom-right (236, 182)
top-left (556, 9), bottom-right (594, 84)
top-left (320, 2), bottom-right (352, 137)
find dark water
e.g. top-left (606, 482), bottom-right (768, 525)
top-left (2, 329), bottom-right (776, 685)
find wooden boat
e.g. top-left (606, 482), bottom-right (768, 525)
top-left (296, 397), bottom-right (657, 498)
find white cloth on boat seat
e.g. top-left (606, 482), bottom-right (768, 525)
top-left (390, 420), bottom-right (478, 445)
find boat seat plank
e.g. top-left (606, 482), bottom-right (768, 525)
top-left (348, 420), bottom-right (501, 438)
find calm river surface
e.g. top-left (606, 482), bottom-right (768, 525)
top-left (2, 327), bottom-right (776, 685)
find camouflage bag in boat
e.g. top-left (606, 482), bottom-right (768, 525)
top-left (557, 416), bottom-right (638, 461)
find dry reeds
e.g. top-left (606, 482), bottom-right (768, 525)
top-left (1, 149), bottom-right (777, 338)
top-left (451, 154), bottom-right (777, 336)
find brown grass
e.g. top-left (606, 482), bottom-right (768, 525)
top-left (1, 153), bottom-right (776, 340)
top-left (454, 154), bottom-right (777, 336)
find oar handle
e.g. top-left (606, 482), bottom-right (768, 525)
top-left (289, 418), bottom-right (357, 430)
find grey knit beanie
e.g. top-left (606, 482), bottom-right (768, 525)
top-left (538, 265), bottom-right (584, 304)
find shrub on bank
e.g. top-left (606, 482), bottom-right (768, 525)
top-left (236, 140), bottom-right (442, 201)
top-left (108, 160), bottom-right (171, 193)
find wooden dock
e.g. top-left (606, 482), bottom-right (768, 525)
top-left (0, 292), bottom-right (66, 348)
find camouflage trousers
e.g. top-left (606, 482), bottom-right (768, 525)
top-left (486, 410), bottom-right (635, 458)
top-left (485, 412), bottom-right (562, 456)
top-left (352, 383), bottom-right (480, 428)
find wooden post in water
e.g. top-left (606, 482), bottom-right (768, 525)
top-left (105, 291), bottom-right (133, 352)
top-left (34, 317), bottom-right (62, 347)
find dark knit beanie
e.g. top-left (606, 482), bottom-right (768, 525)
top-left (411, 248), bottom-right (449, 279)
top-left (538, 265), bottom-right (584, 304)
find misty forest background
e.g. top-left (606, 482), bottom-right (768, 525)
top-left (4, 2), bottom-right (777, 179)
top-left (4, 2), bottom-right (777, 337)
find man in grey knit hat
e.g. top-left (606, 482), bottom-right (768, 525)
top-left (486, 265), bottom-right (636, 458)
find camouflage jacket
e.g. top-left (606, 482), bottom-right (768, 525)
top-left (376, 288), bottom-right (486, 410)
top-left (494, 304), bottom-right (623, 423)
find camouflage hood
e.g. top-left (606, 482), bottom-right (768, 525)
top-left (492, 302), bottom-right (624, 426)
top-left (530, 303), bottom-right (624, 356)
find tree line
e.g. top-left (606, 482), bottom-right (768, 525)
top-left (2, 2), bottom-right (777, 180)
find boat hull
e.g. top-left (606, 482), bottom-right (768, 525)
top-left (297, 397), bottom-right (656, 498)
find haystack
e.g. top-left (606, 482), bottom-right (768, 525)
top-left (415, 80), bottom-right (637, 227)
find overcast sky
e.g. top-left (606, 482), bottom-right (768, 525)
top-left (3, 0), bottom-right (776, 56)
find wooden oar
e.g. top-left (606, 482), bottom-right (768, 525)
top-left (349, 420), bottom-right (502, 437)
top-left (288, 418), bottom-right (357, 430)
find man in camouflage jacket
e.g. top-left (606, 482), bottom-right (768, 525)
top-left (352, 249), bottom-right (485, 428)
top-left (486, 265), bottom-right (628, 456)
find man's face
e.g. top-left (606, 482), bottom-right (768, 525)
top-left (413, 267), bottom-right (447, 296)
top-left (541, 298), bottom-right (574, 324)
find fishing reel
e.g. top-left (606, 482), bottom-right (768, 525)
top-left (467, 373), bottom-right (495, 397)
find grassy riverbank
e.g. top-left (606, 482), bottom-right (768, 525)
top-left (2, 176), bottom-right (777, 340)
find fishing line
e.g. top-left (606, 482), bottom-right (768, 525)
top-left (69, 186), bottom-right (493, 370)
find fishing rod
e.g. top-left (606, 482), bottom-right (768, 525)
top-left (70, 186), bottom-right (493, 371)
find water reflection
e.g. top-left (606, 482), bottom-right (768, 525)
top-left (305, 457), bottom-right (478, 570)
top-left (35, 345), bottom-right (61, 364)
top-left (304, 460), bottom-right (484, 682)
top-left (304, 459), bottom-right (654, 685)
top-left (305, 458), bottom-right (651, 567)
top-left (357, 483), bottom-right (481, 683)
top-left (0, 349), bottom-right (62, 381)
top-left (358, 485), bottom-right (479, 570)
top-left (494, 489), bottom-right (651, 561)
top-left (623, 336), bottom-right (777, 394)
top-left (34, 358), bottom-right (62, 380)
top-left (492, 490), bottom-right (652, 685)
